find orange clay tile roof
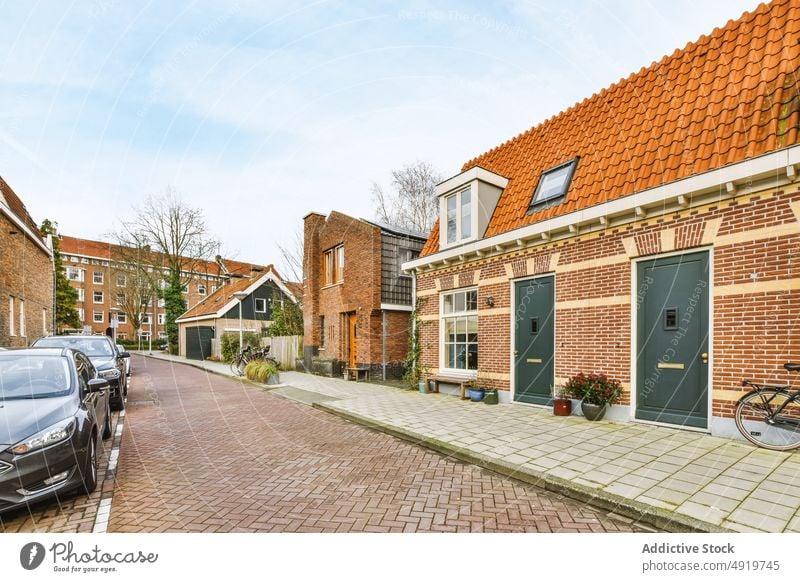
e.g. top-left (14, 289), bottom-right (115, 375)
top-left (421, 0), bottom-right (800, 256)
top-left (59, 235), bottom-right (268, 278)
top-left (178, 268), bottom-right (293, 319)
top-left (0, 175), bottom-right (39, 234)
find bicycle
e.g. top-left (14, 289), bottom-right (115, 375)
top-left (229, 345), bottom-right (279, 377)
top-left (735, 363), bottom-right (800, 451)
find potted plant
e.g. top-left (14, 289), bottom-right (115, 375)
top-left (552, 386), bottom-right (572, 416)
top-left (466, 375), bottom-right (487, 402)
top-left (563, 373), bottom-right (622, 421)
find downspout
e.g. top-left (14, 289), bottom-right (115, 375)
top-left (381, 309), bottom-right (386, 382)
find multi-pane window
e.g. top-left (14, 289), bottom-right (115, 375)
top-left (198, 284), bottom-right (206, 295)
top-left (116, 274), bottom-right (126, 287)
top-left (8, 297), bottom-right (14, 335)
top-left (77, 288), bottom-right (85, 302)
top-left (117, 293), bottom-right (125, 305)
top-left (117, 312), bottom-right (127, 323)
top-left (93, 291), bottom-right (104, 303)
top-left (66, 267), bottom-right (84, 282)
top-left (77, 308), bottom-right (85, 322)
top-left (157, 313), bottom-right (165, 325)
top-left (19, 300), bottom-right (25, 336)
top-left (445, 187), bottom-right (473, 245)
top-left (93, 271), bottom-right (103, 284)
top-left (323, 245), bottom-right (344, 286)
top-left (142, 314), bottom-right (151, 324)
top-left (441, 289), bottom-right (478, 371)
top-left (93, 311), bottom-right (104, 323)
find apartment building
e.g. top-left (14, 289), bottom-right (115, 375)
top-left (58, 235), bottom-right (263, 341)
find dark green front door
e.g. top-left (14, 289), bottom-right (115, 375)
top-left (514, 276), bottom-right (555, 405)
top-left (636, 251), bottom-right (710, 428)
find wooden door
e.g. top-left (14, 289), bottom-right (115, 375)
top-left (348, 314), bottom-right (357, 368)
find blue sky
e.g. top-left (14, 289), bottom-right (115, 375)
top-left (1, 0), bottom-right (759, 273)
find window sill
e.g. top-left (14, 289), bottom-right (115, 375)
top-left (321, 282), bottom-right (343, 290)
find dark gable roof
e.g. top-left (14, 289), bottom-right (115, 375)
top-left (422, 0), bottom-right (800, 256)
top-left (0, 176), bottom-right (39, 233)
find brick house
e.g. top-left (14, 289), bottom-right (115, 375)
top-left (0, 177), bottom-right (54, 347)
top-left (175, 267), bottom-right (300, 360)
top-left (403, 0), bottom-right (800, 438)
top-left (58, 235), bottom-right (263, 341)
top-left (303, 211), bottom-right (426, 379)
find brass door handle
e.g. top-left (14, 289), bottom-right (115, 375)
top-left (701, 352), bottom-right (708, 364)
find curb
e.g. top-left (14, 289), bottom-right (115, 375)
top-left (138, 352), bottom-right (282, 391)
top-left (312, 401), bottom-right (731, 534)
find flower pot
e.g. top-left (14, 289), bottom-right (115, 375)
top-left (553, 398), bottom-right (572, 416)
top-left (483, 389), bottom-right (499, 405)
top-left (468, 388), bottom-right (485, 402)
top-left (266, 373), bottom-right (280, 385)
top-left (418, 381), bottom-right (427, 393)
top-left (581, 401), bottom-right (607, 421)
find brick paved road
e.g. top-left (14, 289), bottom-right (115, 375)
top-left (0, 411), bottom-right (122, 533)
top-left (108, 357), bottom-right (654, 532)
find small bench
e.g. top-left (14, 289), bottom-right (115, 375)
top-left (346, 367), bottom-right (370, 382)
top-left (426, 374), bottom-right (473, 400)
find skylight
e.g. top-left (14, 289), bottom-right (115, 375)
top-left (530, 157), bottom-right (579, 208)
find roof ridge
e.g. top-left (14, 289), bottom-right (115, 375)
top-left (460, 0), bottom-right (776, 173)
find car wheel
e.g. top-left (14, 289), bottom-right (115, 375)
top-left (81, 435), bottom-right (98, 494)
top-left (111, 390), bottom-right (125, 412)
top-left (102, 402), bottom-right (112, 440)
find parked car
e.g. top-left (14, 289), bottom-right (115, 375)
top-left (116, 344), bottom-right (131, 376)
top-left (0, 348), bottom-right (111, 514)
top-left (31, 335), bottom-right (129, 411)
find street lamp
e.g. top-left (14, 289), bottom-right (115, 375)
top-left (233, 291), bottom-right (248, 351)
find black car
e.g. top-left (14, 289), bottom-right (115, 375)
top-left (31, 335), bottom-right (129, 410)
top-left (0, 348), bottom-right (111, 514)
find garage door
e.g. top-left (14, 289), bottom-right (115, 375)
top-left (185, 326), bottom-right (214, 361)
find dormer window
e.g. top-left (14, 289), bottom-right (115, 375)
top-left (445, 187), bottom-right (472, 244)
top-left (530, 157), bottom-right (578, 209)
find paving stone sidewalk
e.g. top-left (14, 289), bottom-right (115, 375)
top-left (144, 352), bottom-right (800, 533)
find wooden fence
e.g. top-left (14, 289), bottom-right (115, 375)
top-left (262, 335), bottom-right (302, 370)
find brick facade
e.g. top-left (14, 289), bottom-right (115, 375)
top-left (0, 182), bottom-right (54, 347)
top-left (303, 211), bottom-right (425, 378)
top-left (415, 184), bottom-right (800, 433)
top-left (59, 235), bottom-right (263, 342)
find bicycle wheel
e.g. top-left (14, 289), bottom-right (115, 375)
top-left (735, 389), bottom-right (800, 451)
top-left (230, 357), bottom-right (244, 377)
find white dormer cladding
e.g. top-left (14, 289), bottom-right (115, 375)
top-left (437, 166), bottom-right (509, 250)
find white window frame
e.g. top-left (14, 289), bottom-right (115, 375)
top-left (77, 288), bottom-right (85, 302)
top-left (19, 299), bottom-right (25, 336)
top-left (93, 290), bottom-right (104, 304)
top-left (93, 271), bottom-right (103, 284)
top-left (443, 186), bottom-right (475, 248)
top-left (198, 284), bottom-right (206, 296)
top-left (8, 297), bottom-right (14, 336)
top-left (93, 311), bottom-right (104, 323)
top-left (116, 293), bottom-right (125, 305)
top-left (42, 308), bottom-right (47, 335)
top-left (66, 267), bottom-right (84, 282)
top-left (157, 313), bottom-right (165, 325)
top-left (117, 312), bottom-right (127, 323)
top-left (142, 313), bottom-right (151, 325)
top-left (255, 298), bottom-right (267, 313)
top-left (77, 308), bottom-right (85, 322)
top-left (439, 287), bottom-right (479, 373)
top-left (116, 274), bottom-right (126, 287)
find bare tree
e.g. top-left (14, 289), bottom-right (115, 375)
top-left (115, 188), bottom-right (219, 350)
top-left (371, 160), bottom-right (442, 234)
top-left (276, 226), bottom-right (303, 283)
top-left (109, 241), bottom-right (158, 341)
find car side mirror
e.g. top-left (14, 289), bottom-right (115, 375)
top-left (88, 378), bottom-right (109, 393)
top-left (118, 352), bottom-right (130, 358)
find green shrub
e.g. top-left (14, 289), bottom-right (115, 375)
top-left (244, 361), bottom-right (279, 383)
top-left (221, 332), bottom-right (261, 363)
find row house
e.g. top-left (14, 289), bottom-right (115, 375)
top-left (58, 235), bottom-right (263, 341)
top-left (303, 211), bottom-right (426, 379)
top-left (404, 0), bottom-right (800, 438)
top-left (0, 176), bottom-right (54, 346)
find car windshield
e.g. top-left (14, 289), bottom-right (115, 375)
top-left (34, 336), bottom-right (114, 357)
top-left (0, 355), bottom-right (73, 400)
